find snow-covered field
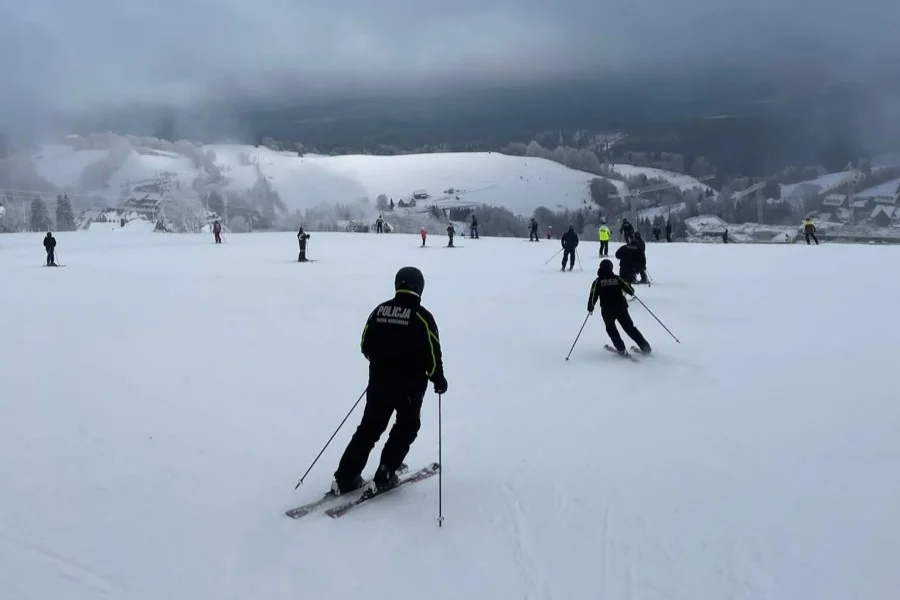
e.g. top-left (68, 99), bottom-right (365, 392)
top-left (856, 177), bottom-right (900, 199)
top-left (2, 229), bottom-right (899, 600)
top-left (608, 164), bottom-right (714, 194)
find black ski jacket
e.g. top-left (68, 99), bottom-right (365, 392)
top-left (361, 291), bottom-right (445, 385)
top-left (588, 273), bottom-right (634, 313)
top-left (43, 235), bottom-right (56, 250)
top-left (561, 230), bottom-right (579, 250)
top-left (615, 244), bottom-right (642, 274)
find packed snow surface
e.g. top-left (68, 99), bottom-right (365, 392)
top-left (2, 230), bottom-right (899, 600)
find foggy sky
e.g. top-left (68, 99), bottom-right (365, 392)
top-left (1, 0), bottom-right (898, 127)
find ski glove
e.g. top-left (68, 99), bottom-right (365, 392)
top-left (432, 374), bottom-right (448, 395)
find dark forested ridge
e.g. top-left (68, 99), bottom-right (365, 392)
top-left (47, 68), bottom-right (900, 179)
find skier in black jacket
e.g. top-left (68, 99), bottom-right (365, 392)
top-left (587, 259), bottom-right (651, 355)
top-left (560, 226), bottom-right (579, 271)
top-left (633, 232), bottom-right (649, 283)
top-left (620, 219), bottom-right (635, 243)
top-left (615, 241), bottom-right (641, 284)
top-left (297, 227), bottom-right (311, 262)
top-left (43, 232), bottom-right (58, 266)
top-left (332, 266), bottom-right (448, 495)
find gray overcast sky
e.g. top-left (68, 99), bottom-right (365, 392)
top-left (1, 0), bottom-right (897, 124)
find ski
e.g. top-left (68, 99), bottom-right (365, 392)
top-left (285, 464), bottom-right (409, 519)
top-left (325, 462), bottom-right (440, 519)
top-left (630, 346), bottom-right (652, 356)
top-left (604, 344), bottom-right (637, 360)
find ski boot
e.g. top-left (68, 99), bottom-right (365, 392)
top-left (330, 475), bottom-right (365, 497)
top-left (368, 463), bottom-right (408, 494)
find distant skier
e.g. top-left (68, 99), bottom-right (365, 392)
top-left (446, 222), bottom-right (456, 247)
top-left (331, 266), bottom-right (447, 495)
top-left (615, 240), bottom-right (641, 284)
top-left (546, 225), bottom-right (553, 240)
top-left (620, 219), bottom-right (635, 244)
top-left (587, 259), bottom-right (651, 356)
top-left (43, 232), bottom-right (57, 266)
top-left (665, 220), bottom-right (673, 242)
top-left (469, 215), bottom-right (479, 239)
top-left (420, 227), bottom-right (427, 247)
top-left (560, 225), bottom-right (579, 271)
top-left (652, 226), bottom-right (661, 241)
top-left (633, 232), bottom-right (649, 283)
top-left (803, 218), bottom-right (819, 245)
top-left (722, 229), bottom-right (728, 244)
top-left (529, 218), bottom-right (540, 241)
top-left (375, 216), bottom-right (385, 233)
top-left (597, 221), bottom-right (611, 257)
top-left (297, 227), bottom-right (311, 262)
top-left (213, 220), bottom-right (222, 244)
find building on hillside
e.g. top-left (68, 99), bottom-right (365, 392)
top-left (872, 194), bottom-right (899, 206)
top-left (123, 193), bottom-right (165, 218)
top-left (871, 205), bottom-right (898, 227)
top-left (412, 189), bottom-right (429, 200)
top-left (821, 194), bottom-right (847, 210)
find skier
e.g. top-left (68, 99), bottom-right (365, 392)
top-left (587, 259), bottom-right (651, 356)
top-left (375, 216), bottom-right (385, 233)
top-left (420, 227), bottom-right (427, 247)
top-left (652, 226), bottom-right (661, 241)
top-left (803, 218), bottom-right (819, 245)
top-left (43, 232), bottom-right (57, 266)
top-left (446, 222), bottom-right (456, 247)
top-left (620, 219), bottom-right (635, 244)
top-left (722, 229), bottom-right (728, 243)
top-left (213, 220), bottom-right (222, 244)
top-left (665, 220), bottom-right (672, 242)
top-left (633, 232), bottom-right (649, 283)
top-left (297, 227), bottom-right (311, 262)
top-left (529, 218), bottom-right (540, 241)
top-left (331, 266), bottom-right (448, 495)
top-left (469, 215), bottom-right (479, 239)
top-left (546, 225), bottom-right (553, 240)
top-left (615, 240), bottom-right (641, 284)
top-left (560, 225), bottom-right (579, 271)
top-left (597, 221), bottom-right (611, 257)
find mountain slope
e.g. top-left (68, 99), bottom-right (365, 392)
top-left (1, 232), bottom-right (898, 599)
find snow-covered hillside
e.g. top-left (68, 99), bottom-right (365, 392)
top-left (608, 164), bottom-right (715, 194)
top-left (27, 140), bottom-right (599, 217)
top-left (2, 231), bottom-right (899, 600)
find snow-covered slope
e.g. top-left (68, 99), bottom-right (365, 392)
top-left (780, 171), bottom-right (856, 198)
top-left (1, 233), bottom-right (899, 600)
top-left (856, 177), bottom-right (900, 199)
top-left (608, 164), bottom-right (714, 193)
top-left (29, 141), bottom-right (598, 216)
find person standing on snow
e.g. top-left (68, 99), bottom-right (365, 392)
top-left (446, 222), bottom-right (456, 247)
top-left (297, 227), bottom-right (311, 262)
top-left (43, 232), bottom-right (58, 266)
top-left (615, 240), bottom-right (641, 284)
top-left (375, 216), bottom-right (385, 233)
top-left (469, 215), bottom-right (479, 239)
top-left (597, 221), bottom-right (611, 257)
top-left (802, 218), bottom-right (819, 245)
top-left (652, 225), bottom-right (661, 241)
top-left (213, 220), bottom-right (222, 244)
top-left (620, 219), bottom-right (635, 244)
top-left (560, 225), bottom-right (579, 271)
top-left (632, 232), bottom-right (649, 283)
top-left (529, 218), bottom-right (540, 241)
top-left (665, 220), bottom-right (673, 242)
top-left (420, 227), bottom-right (427, 247)
top-left (331, 266), bottom-right (448, 495)
top-left (587, 259), bottom-right (651, 356)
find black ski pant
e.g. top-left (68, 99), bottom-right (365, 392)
top-left (805, 232), bottom-right (819, 245)
top-left (602, 306), bottom-right (649, 353)
top-left (599, 240), bottom-right (609, 256)
top-left (620, 268), bottom-right (637, 284)
top-left (46, 249), bottom-right (55, 266)
top-left (530, 230), bottom-right (538, 241)
top-left (561, 248), bottom-right (575, 270)
top-left (334, 378), bottom-right (425, 485)
top-left (298, 244), bottom-right (308, 261)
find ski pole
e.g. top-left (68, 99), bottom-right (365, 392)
top-left (293, 387), bottom-right (367, 489)
top-left (544, 248), bottom-right (563, 264)
top-left (565, 313), bottom-right (591, 361)
top-left (437, 393), bottom-right (444, 528)
top-left (576, 249), bottom-right (583, 271)
top-left (632, 296), bottom-right (680, 343)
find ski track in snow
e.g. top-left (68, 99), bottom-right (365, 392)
top-left (2, 229), bottom-right (900, 600)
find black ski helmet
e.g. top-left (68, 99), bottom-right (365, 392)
top-left (395, 266), bottom-right (425, 296)
top-left (598, 259), bottom-right (614, 274)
